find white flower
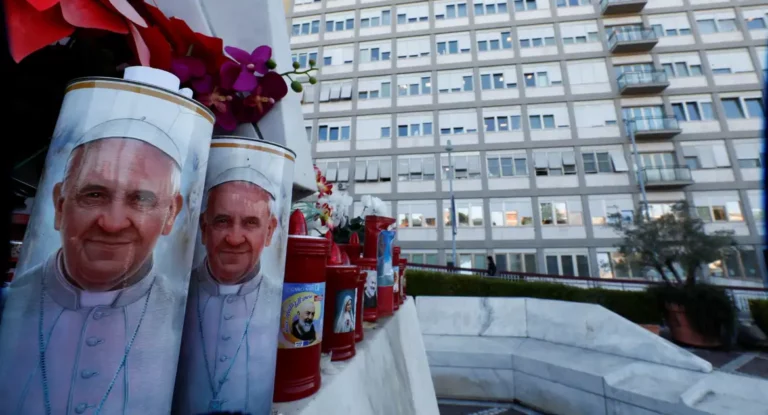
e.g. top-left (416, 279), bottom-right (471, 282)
top-left (319, 192), bottom-right (353, 229)
top-left (359, 195), bottom-right (389, 218)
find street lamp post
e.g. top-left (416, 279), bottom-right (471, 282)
top-left (625, 118), bottom-right (650, 220)
top-left (445, 140), bottom-right (457, 268)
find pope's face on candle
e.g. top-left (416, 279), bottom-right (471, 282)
top-left (52, 138), bottom-right (183, 291)
top-left (200, 181), bottom-right (278, 284)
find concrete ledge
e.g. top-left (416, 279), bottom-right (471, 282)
top-left (273, 299), bottom-right (439, 415)
top-left (417, 296), bottom-right (768, 415)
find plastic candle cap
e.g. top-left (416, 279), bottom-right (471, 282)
top-left (328, 242), bottom-right (343, 265)
top-left (340, 251), bottom-right (351, 265)
top-left (349, 232), bottom-right (360, 246)
top-left (288, 210), bottom-right (308, 235)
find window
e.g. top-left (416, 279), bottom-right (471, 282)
top-left (397, 156), bottom-right (437, 182)
top-left (292, 19), bottom-right (320, 36)
top-left (396, 121), bottom-right (433, 137)
top-left (487, 154), bottom-right (527, 178)
top-left (441, 154), bottom-right (482, 180)
top-left (495, 252), bottom-right (537, 273)
top-left (326, 16), bottom-right (355, 32)
top-left (697, 18), bottom-right (738, 34)
top-left (315, 160), bottom-right (351, 183)
top-left (528, 114), bottom-right (556, 130)
top-left (360, 9), bottom-right (391, 28)
top-left (523, 71), bottom-right (554, 88)
top-left (582, 152), bottom-right (616, 174)
top-left (358, 81), bottom-right (391, 100)
top-left (397, 4), bottom-right (430, 25)
top-left (437, 2), bottom-right (468, 20)
top-left (661, 61), bottom-right (703, 78)
top-left (480, 72), bottom-right (516, 90)
top-left (360, 46), bottom-right (392, 63)
top-left (317, 123), bottom-right (351, 141)
top-left (746, 16), bottom-right (767, 30)
top-left (398, 76), bottom-right (432, 96)
top-left (546, 254), bottom-right (590, 277)
top-left (437, 72), bottom-right (474, 94)
top-left (671, 101), bottom-right (714, 122)
top-left (697, 202), bottom-right (743, 223)
top-left (597, 252), bottom-right (644, 279)
top-left (292, 51), bottom-right (318, 69)
top-left (474, 1), bottom-right (508, 15)
top-left (444, 200), bottom-right (484, 228)
top-left (735, 141), bottom-right (764, 169)
top-left (722, 97), bottom-right (763, 120)
top-left (534, 151), bottom-right (577, 176)
top-left (354, 158), bottom-right (392, 183)
top-left (397, 37), bottom-right (431, 60)
top-left (556, 0), bottom-right (589, 7)
top-left (407, 252), bottom-right (439, 265)
top-left (484, 115), bottom-right (522, 132)
top-left (398, 201), bottom-right (438, 228)
top-left (514, 0), bottom-right (537, 12)
top-left (490, 199), bottom-right (534, 226)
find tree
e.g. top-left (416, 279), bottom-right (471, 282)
top-left (609, 201), bottom-right (738, 286)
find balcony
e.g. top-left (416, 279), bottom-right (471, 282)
top-left (618, 71), bottom-right (670, 95)
top-left (608, 28), bottom-right (658, 53)
top-left (630, 117), bottom-right (681, 140)
top-left (601, 0), bottom-right (647, 15)
top-left (642, 167), bottom-right (693, 189)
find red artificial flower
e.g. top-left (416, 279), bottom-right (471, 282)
top-left (197, 86), bottom-right (237, 131)
top-left (233, 71), bottom-right (289, 124)
top-left (317, 203), bottom-right (333, 229)
top-left (316, 175), bottom-right (333, 198)
top-left (6, 0), bottom-right (147, 63)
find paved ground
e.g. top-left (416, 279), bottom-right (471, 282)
top-left (687, 348), bottom-right (768, 379)
top-left (438, 400), bottom-right (539, 415)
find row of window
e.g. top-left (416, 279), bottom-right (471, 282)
top-left (315, 143), bottom-right (764, 186)
top-left (291, 6), bottom-right (768, 39)
top-left (305, 96), bottom-right (764, 142)
top-left (342, 192), bottom-right (763, 232)
top-left (401, 247), bottom-right (762, 281)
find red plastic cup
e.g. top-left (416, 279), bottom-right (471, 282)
top-left (273, 234), bottom-right (330, 403)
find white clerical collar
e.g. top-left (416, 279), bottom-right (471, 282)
top-left (45, 250), bottom-right (156, 310)
top-left (218, 283), bottom-right (242, 295)
top-left (197, 261), bottom-right (263, 297)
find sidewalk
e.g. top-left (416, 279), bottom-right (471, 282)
top-left (687, 348), bottom-right (768, 380)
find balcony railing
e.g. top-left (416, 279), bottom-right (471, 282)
top-left (642, 166), bottom-right (692, 184)
top-left (617, 70), bottom-right (669, 90)
top-left (600, 0), bottom-right (648, 14)
top-left (630, 117), bottom-right (680, 133)
top-left (607, 28), bottom-right (657, 50)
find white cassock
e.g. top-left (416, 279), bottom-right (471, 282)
top-left (0, 250), bottom-right (182, 415)
top-left (334, 311), bottom-right (354, 333)
top-left (173, 262), bottom-right (276, 414)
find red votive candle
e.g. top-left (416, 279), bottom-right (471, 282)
top-left (355, 257), bottom-right (378, 322)
top-left (321, 243), bottom-right (357, 361)
top-left (363, 216), bottom-right (395, 259)
top-left (400, 258), bottom-right (408, 303)
top-left (274, 211), bottom-right (330, 403)
top-left (354, 269), bottom-right (365, 342)
top-left (392, 246), bottom-right (401, 311)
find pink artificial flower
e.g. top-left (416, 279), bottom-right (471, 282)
top-left (197, 86), bottom-right (237, 131)
top-left (222, 45), bottom-right (272, 91)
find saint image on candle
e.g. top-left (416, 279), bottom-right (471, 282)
top-left (334, 293), bottom-right (355, 334)
top-left (0, 118), bottom-right (185, 414)
top-left (291, 299), bottom-right (318, 342)
top-left (174, 166), bottom-right (279, 414)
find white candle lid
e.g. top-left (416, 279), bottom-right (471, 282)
top-left (124, 66), bottom-right (180, 93)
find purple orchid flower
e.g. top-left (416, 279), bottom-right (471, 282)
top-left (222, 45), bottom-right (272, 92)
top-left (171, 56), bottom-right (214, 93)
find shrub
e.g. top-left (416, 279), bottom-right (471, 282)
top-left (750, 299), bottom-right (768, 337)
top-left (406, 270), bottom-right (662, 324)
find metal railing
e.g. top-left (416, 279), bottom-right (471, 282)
top-left (405, 263), bottom-right (768, 314)
top-left (642, 166), bottom-right (693, 184)
top-left (617, 71), bottom-right (668, 89)
top-left (630, 116), bottom-right (680, 133)
top-left (600, 0), bottom-right (646, 12)
top-left (607, 28), bottom-right (657, 49)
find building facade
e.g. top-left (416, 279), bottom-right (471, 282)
top-left (287, 0), bottom-right (767, 286)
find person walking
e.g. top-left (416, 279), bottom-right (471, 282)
top-left (487, 256), bottom-right (497, 277)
